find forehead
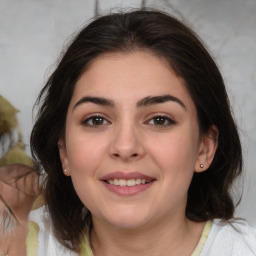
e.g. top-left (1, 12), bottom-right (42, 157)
top-left (70, 51), bottom-right (195, 111)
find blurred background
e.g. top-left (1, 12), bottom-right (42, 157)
top-left (0, 0), bottom-right (255, 225)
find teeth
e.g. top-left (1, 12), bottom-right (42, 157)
top-left (119, 179), bottom-right (127, 186)
top-left (127, 179), bottom-right (135, 186)
top-left (106, 178), bottom-right (151, 186)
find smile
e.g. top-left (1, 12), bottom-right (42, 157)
top-left (105, 178), bottom-right (151, 186)
top-left (101, 172), bottom-right (156, 196)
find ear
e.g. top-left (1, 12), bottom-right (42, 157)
top-left (195, 125), bottom-right (219, 173)
top-left (58, 139), bottom-right (71, 176)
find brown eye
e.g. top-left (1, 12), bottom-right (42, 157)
top-left (153, 117), bottom-right (166, 125)
top-left (148, 116), bottom-right (175, 126)
top-left (91, 117), bottom-right (104, 125)
top-left (83, 116), bottom-right (109, 126)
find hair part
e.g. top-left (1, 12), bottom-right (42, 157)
top-left (31, 9), bottom-right (242, 251)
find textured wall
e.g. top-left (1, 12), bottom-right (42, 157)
top-left (0, 0), bottom-right (255, 225)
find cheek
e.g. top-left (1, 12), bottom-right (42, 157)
top-left (147, 127), bottom-right (199, 182)
top-left (65, 136), bottom-right (107, 210)
top-left (65, 130), bottom-right (110, 177)
top-left (147, 132), bottom-right (199, 208)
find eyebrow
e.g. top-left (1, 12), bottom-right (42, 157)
top-left (136, 95), bottom-right (186, 109)
top-left (73, 94), bottom-right (186, 110)
top-left (73, 96), bottom-right (115, 110)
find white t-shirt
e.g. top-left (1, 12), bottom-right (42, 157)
top-left (199, 219), bottom-right (256, 255)
top-left (27, 201), bottom-right (256, 256)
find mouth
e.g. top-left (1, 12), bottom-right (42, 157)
top-left (100, 171), bottom-right (156, 196)
top-left (104, 178), bottom-right (153, 186)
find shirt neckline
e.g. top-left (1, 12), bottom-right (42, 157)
top-left (80, 220), bottom-right (213, 256)
top-left (191, 220), bottom-right (212, 256)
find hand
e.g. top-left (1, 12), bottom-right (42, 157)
top-left (0, 164), bottom-right (39, 223)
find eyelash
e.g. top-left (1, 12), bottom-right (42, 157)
top-left (82, 114), bottom-right (176, 128)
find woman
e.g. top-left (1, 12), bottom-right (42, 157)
top-left (29, 9), bottom-right (256, 255)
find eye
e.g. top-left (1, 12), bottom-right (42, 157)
top-left (82, 116), bottom-right (110, 127)
top-left (147, 115), bottom-right (175, 126)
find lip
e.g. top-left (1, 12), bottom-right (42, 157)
top-left (100, 171), bottom-right (156, 196)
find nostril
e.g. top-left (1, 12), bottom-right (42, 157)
top-left (112, 153), bottom-right (138, 158)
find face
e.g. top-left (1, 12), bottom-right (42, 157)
top-left (59, 51), bottom-right (216, 230)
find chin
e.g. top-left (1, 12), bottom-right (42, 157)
top-left (104, 208), bottom-right (153, 230)
top-left (109, 218), bottom-right (148, 230)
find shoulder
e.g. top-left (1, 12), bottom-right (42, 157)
top-left (201, 219), bottom-right (256, 256)
top-left (26, 195), bottom-right (78, 256)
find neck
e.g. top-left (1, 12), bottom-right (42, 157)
top-left (90, 214), bottom-right (205, 256)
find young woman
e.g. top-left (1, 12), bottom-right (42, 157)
top-left (28, 9), bottom-right (256, 256)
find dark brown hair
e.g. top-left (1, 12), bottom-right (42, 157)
top-left (31, 9), bottom-right (242, 251)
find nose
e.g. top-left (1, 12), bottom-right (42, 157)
top-left (109, 122), bottom-right (145, 161)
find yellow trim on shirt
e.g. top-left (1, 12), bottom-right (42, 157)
top-left (191, 220), bottom-right (212, 256)
top-left (80, 229), bottom-right (94, 256)
top-left (26, 221), bottom-right (40, 256)
top-left (31, 194), bottom-right (45, 210)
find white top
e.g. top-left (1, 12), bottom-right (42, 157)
top-left (200, 219), bottom-right (256, 255)
top-left (27, 201), bottom-right (256, 256)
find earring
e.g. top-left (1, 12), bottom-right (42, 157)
top-left (200, 164), bottom-right (204, 168)
top-left (64, 169), bottom-right (67, 173)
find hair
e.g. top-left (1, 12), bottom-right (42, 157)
top-left (30, 9), bottom-right (242, 251)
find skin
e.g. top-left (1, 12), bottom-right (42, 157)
top-left (0, 164), bottom-right (39, 256)
top-left (59, 51), bottom-right (218, 256)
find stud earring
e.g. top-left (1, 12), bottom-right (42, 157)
top-left (200, 164), bottom-right (204, 168)
top-left (64, 169), bottom-right (67, 173)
